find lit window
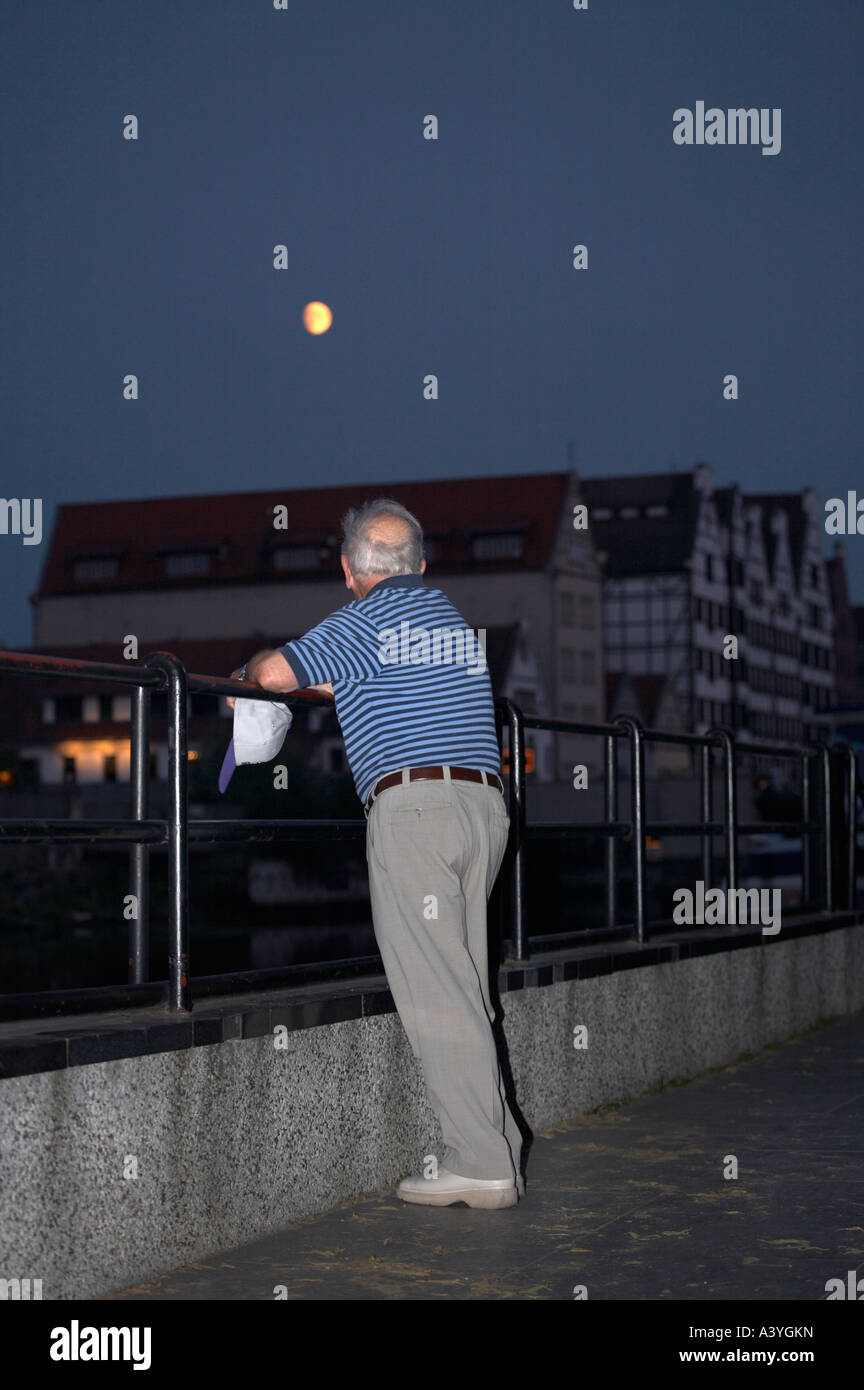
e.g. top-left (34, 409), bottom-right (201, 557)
top-left (592, 507), bottom-right (613, 521)
top-left (645, 504), bottom-right (669, 518)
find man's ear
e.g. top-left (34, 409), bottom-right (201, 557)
top-left (420, 558), bottom-right (426, 574)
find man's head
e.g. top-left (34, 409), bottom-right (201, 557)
top-left (340, 498), bottom-right (426, 599)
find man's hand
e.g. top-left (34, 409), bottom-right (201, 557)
top-left (226, 667), bottom-right (246, 711)
top-left (226, 652), bottom-right (332, 710)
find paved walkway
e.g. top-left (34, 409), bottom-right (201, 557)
top-left (108, 1012), bottom-right (864, 1300)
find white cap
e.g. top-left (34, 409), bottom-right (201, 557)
top-left (233, 697), bottom-right (293, 766)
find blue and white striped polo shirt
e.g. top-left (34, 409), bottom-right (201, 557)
top-left (279, 574), bottom-right (502, 806)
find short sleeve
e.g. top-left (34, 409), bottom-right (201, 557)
top-left (279, 607), bottom-right (381, 687)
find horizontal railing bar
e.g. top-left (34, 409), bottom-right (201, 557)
top-left (636, 729), bottom-right (723, 748)
top-left (736, 821), bottom-right (811, 834)
top-left (188, 819), bottom-right (367, 842)
top-left (0, 651), bottom-right (165, 687)
top-left (186, 672), bottom-right (332, 702)
top-left (641, 821), bottom-right (726, 835)
top-left (0, 815), bottom-right (807, 848)
top-left (519, 714), bottom-right (625, 736)
top-left (729, 741), bottom-right (816, 759)
top-left (0, 819), bottom-right (168, 843)
top-left (524, 821), bottom-right (631, 838)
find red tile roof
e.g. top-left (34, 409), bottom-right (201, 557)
top-left (37, 473), bottom-right (570, 597)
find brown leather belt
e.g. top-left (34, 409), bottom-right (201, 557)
top-left (364, 765), bottom-right (504, 814)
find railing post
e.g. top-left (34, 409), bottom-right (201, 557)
top-left (604, 732), bottom-right (618, 932)
top-left (709, 727), bottom-right (737, 895)
top-left (818, 742), bottom-right (833, 912)
top-left (129, 684), bottom-right (151, 984)
top-left (615, 716), bottom-right (647, 943)
top-left (842, 742), bottom-right (857, 910)
top-left (801, 749), bottom-right (812, 906)
top-left (144, 652), bottom-right (190, 1011)
top-left (700, 740), bottom-right (712, 889)
top-left (504, 699), bottom-right (528, 963)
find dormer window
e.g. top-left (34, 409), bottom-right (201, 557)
top-left (72, 557), bottom-right (118, 581)
top-left (472, 533), bottom-right (524, 560)
top-left (164, 551), bottom-right (211, 577)
top-left (273, 545), bottom-right (324, 571)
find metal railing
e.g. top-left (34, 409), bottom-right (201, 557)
top-left (501, 701), bottom-right (857, 959)
top-left (0, 651), bottom-right (858, 1013)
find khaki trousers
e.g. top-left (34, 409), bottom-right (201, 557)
top-left (366, 771), bottom-right (521, 1181)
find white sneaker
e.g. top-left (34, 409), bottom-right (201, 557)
top-left (398, 1164), bottom-right (519, 1209)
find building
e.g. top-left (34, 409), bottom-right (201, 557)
top-left (584, 464), bottom-right (839, 749)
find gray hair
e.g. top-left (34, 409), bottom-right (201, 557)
top-left (340, 497), bottom-right (424, 577)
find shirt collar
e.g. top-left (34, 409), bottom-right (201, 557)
top-left (361, 573), bottom-right (426, 599)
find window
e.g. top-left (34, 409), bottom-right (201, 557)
top-left (55, 696), bottom-right (83, 722)
top-left (83, 696), bottom-right (102, 723)
top-left (42, 699), bottom-right (56, 724)
top-left (560, 648), bottom-right (576, 682)
top-left (581, 703), bottom-right (597, 720)
top-left (72, 557), bottom-right (118, 582)
top-left (273, 545), bottom-right (323, 571)
top-left (103, 755), bottom-right (117, 784)
top-left (471, 533), bottom-right (524, 561)
top-left (749, 580), bottom-right (763, 605)
top-left (164, 551), bottom-right (211, 578)
top-left (619, 507), bottom-right (640, 520)
top-left (579, 595), bottom-right (596, 631)
top-left (62, 756), bottom-right (76, 785)
top-left (559, 592), bottom-right (575, 627)
top-left (592, 507), bottom-right (613, 521)
top-left (582, 651), bottom-right (596, 684)
top-left (645, 504), bottom-right (669, 518)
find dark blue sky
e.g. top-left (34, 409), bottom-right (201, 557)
top-left (2, 0), bottom-right (861, 646)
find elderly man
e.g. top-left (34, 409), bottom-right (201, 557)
top-left (231, 498), bottom-right (522, 1209)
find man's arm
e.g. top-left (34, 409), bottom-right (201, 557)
top-left (226, 650), bottom-right (333, 709)
top-left (245, 648), bottom-right (299, 692)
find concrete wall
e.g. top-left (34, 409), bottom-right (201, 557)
top-left (2, 923), bottom-right (863, 1299)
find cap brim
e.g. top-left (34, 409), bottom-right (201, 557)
top-left (218, 738), bottom-right (237, 794)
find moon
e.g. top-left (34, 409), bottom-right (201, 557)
top-left (303, 301), bottom-right (333, 335)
